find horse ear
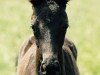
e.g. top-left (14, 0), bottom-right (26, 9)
top-left (62, 0), bottom-right (70, 3)
top-left (53, 0), bottom-right (69, 6)
top-left (29, 0), bottom-right (44, 6)
top-left (29, 0), bottom-right (33, 4)
top-left (67, 0), bottom-right (70, 2)
top-left (61, 0), bottom-right (70, 3)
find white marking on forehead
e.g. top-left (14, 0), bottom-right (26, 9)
top-left (41, 27), bottom-right (51, 48)
top-left (40, 26), bottom-right (54, 55)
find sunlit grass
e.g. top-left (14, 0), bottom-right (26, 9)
top-left (67, 0), bottom-right (100, 75)
top-left (0, 0), bottom-right (100, 75)
top-left (0, 0), bottom-right (32, 75)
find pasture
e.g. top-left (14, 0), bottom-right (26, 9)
top-left (0, 0), bottom-right (100, 75)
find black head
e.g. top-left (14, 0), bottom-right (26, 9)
top-left (30, 0), bottom-right (69, 74)
top-left (29, 0), bottom-right (69, 8)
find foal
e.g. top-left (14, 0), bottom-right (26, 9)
top-left (17, 0), bottom-right (79, 75)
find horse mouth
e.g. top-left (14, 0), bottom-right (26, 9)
top-left (40, 71), bottom-right (60, 75)
top-left (39, 62), bottom-right (60, 75)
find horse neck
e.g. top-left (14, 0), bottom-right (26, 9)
top-left (58, 48), bottom-right (66, 75)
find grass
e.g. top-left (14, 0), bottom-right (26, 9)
top-left (0, 0), bottom-right (100, 75)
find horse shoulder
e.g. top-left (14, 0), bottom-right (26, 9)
top-left (17, 35), bottom-right (37, 75)
top-left (63, 38), bottom-right (80, 75)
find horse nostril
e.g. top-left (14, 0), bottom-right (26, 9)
top-left (53, 61), bottom-right (60, 71)
top-left (46, 60), bottom-right (60, 72)
top-left (41, 63), bottom-right (46, 71)
top-left (54, 60), bottom-right (59, 65)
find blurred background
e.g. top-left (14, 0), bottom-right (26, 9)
top-left (0, 0), bottom-right (100, 75)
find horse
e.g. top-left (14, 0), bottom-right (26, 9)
top-left (16, 0), bottom-right (79, 75)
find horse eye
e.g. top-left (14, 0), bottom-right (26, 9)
top-left (31, 20), bottom-right (39, 29)
top-left (31, 25), bottom-right (35, 30)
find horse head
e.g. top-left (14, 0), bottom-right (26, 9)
top-left (30, 0), bottom-right (69, 74)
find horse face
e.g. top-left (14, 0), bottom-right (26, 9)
top-left (30, 0), bottom-right (68, 74)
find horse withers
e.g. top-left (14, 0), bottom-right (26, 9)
top-left (17, 0), bottom-right (79, 75)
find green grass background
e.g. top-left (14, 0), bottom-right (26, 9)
top-left (0, 0), bottom-right (100, 75)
